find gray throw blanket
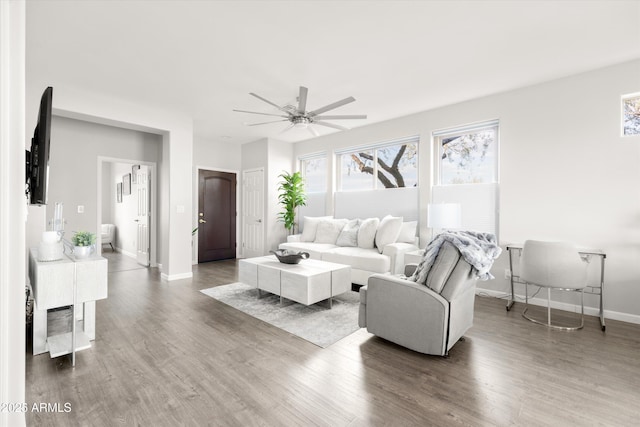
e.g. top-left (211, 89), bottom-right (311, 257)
top-left (409, 231), bottom-right (502, 283)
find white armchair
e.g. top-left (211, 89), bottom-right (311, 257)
top-left (101, 224), bottom-right (115, 251)
top-left (359, 241), bottom-right (477, 356)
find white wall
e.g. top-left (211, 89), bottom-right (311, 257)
top-left (293, 59), bottom-right (640, 322)
top-left (102, 162), bottom-right (113, 223)
top-left (24, 86), bottom-right (194, 280)
top-left (193, 137), bottom-right (242, 171)
top-left (40, 116), bottom-right (161, 249)
top-left (267, 139), bottom-right (294, 251)
top-left (0, 1), bottom-right (26, 425)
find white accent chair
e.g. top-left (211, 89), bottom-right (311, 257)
top-left (358, 241), bottom-right (477, 356)
top-left (519, 240), bottom-right (589, 330)
top-left (101, 224), bottom-right (115, 251)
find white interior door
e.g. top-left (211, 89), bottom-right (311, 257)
top-left (242, 168), bottom-right (264, 258)
top-left (136, 165), bottom-right (150, 266)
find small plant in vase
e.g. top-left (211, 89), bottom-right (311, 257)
top-left (71, 231), bottom-right (96, 259)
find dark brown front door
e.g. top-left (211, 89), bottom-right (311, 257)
top-left (198, 170), bottom-right (237, 262)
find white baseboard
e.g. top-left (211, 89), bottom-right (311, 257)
top-left (161, 271), bottom-right (193, 281)
top-left (476, 286), bottom-right (640, 326)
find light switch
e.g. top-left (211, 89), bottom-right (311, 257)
top-left (176, 205), bottom-right (185, 214)
top-left (77, 205), bottom-right (84, 214)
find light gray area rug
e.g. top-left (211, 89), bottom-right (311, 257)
top-left (200, 282), bottom-right (361, 348)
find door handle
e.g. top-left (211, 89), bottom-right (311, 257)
top-left (199, 219), bottom-right (207, 224)
top-left (134, 219), bottom-right (139, 222)
top-left (256, 219), bottom-right (262, 223)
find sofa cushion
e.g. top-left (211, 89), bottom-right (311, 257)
top-left (315, 219), bottom-right (348, 244)
top-left (278, 242), bottom-right (338, 259)
top-left (322, 247), bottom-right (390, 274)
top-left (357, 217), bottom-right (379, 249)
top-left (375, 215), bottom-right (403, 253)
top-left (301, 216), bottom-right (333, 242)
top-left (336, 219), bottom-right (360, 247)
top-left (397, 221), bottom-right (418, 243)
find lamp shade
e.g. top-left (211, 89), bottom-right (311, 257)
top-left (427, 203), bottom-right (461, 230)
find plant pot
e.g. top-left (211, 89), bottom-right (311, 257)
top-left (73, 245), bottom-right (93, 259)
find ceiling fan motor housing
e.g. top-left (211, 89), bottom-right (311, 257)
top-left (292, 116), bottom-right (312, 127)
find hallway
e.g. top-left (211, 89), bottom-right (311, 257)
top-left (101, 249), bottom-right (147, 273)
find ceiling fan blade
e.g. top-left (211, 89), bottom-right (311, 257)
top-left (308, 96), bottom-right (356, 116)
top-left (249, 92), bottom-right (292, 114)
top-left (308, 125), bottom-right (320, 137)
top-left (313, 121), bottom-right (349, 131)
top-left (297, 86), bottom-right (308, 113)
top-left (246, 119), bottom-right (289, 126)
top-left (313, 114), bottom-right (367, 120)
top-left (233, 109), bottom-right (289, 118)
top-left (278, 123), bottom-right (295, 134)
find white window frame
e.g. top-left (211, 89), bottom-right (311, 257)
top-left (431, 120), bottom-right (500, 238)
top-left (299, 152), bottom-right (328, 194)
top-left (433, 119), bottom-right (499, 186)
top-left (335, 135), bottom-right (420, 191)
top-left (621, 91), bottom-right (640, 138)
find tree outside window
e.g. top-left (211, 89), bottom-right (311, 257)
top-left (340, 141), bottom-right (418, 190)
top-left (439, 128), bottom-right (497, 185)
top-left (623, 93), bottom-right (640, 136)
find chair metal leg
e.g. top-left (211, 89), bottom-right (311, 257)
top-left (522, 285), bottom-right (585, 331)
top-left (547, 288), bottom-right (551, 326)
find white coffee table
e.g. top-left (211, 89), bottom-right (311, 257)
top-left (239, 255), bottom-right (351, 308)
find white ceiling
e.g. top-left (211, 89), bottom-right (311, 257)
top-left (26, 0), bottom-right (640, 144)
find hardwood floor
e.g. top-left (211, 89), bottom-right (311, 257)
top-left (101, 249), bottom-right (147, 273)
top-left (25, 255), bottom-right (640, 426)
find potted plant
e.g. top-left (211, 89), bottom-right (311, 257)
top-left (71, 230), bottom-right (96, 259)
top-left (277, 171), bottom-right (306, 234)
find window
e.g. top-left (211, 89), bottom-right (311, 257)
top-left (432, 120), bottom-right (499, 236)
top-left (340, 149), bottom-right (374, 191)
top-left (437, 122), bottom-right (498, 185)
top-left (300, 155), bottom-right (327, 193)
top-left (622, 92), bottom-right (640, 137)
top-left (337, 136), bottom-right (419, 191)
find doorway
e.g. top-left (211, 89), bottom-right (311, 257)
top-left (198, 169), bottom-right (237, 262)
top-left (98, 158), bottom-right (156, 268)
top-left (241, 168), bottom-right (264, 258)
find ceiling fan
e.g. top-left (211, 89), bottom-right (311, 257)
top-left (233, 86), bottom-right (367, 136)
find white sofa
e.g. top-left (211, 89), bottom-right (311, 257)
top-left (278, 216), bottom-right (419, 286)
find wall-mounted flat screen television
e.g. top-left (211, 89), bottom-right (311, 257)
top-left (26, 86), bottom-right (53, 205)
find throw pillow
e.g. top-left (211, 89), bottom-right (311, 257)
top-left (357, 217), bottom-right (380, 249)
top-left (374, 215), bottom-right (403, 253)
top-left (314, 219), bottom-right (348, 244)
top-left (397, 221), bottom-right (418, 243)
top-left (336, 219), bottom-right (361, 247)
top-left (300, 216), bottom-right (333, 242)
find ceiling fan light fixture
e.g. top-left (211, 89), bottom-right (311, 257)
top-left (292, 116), bottom-right (311, 128)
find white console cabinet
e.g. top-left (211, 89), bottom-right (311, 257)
top-left (28, 248), bottom-right (107, 362)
